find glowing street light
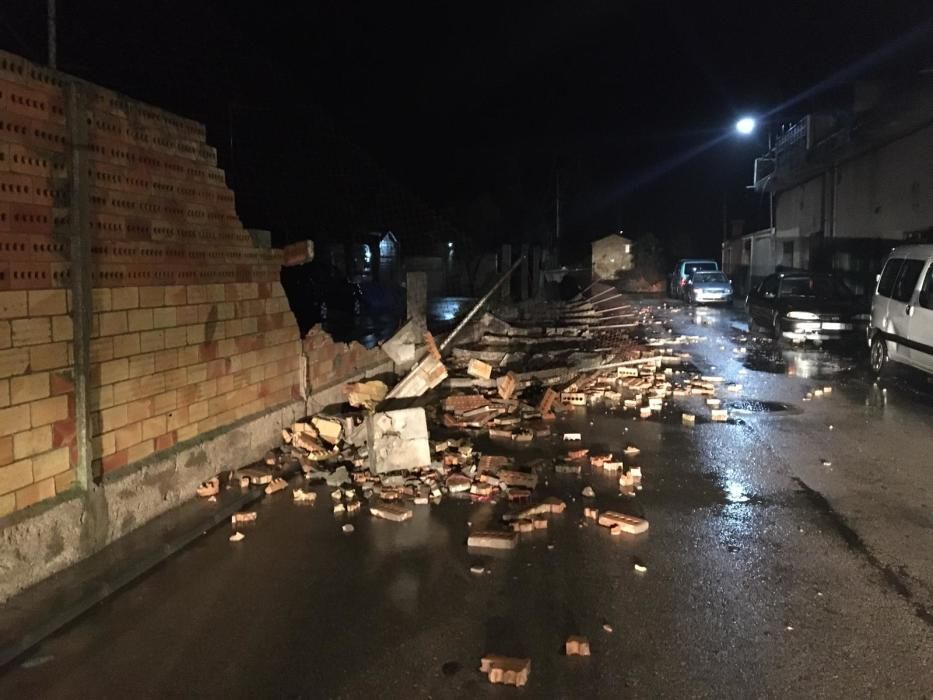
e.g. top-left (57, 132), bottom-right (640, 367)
top-left (735, 117), bottom-right (756, 135)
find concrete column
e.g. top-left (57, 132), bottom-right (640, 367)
top-left (519, 244), bottom-right (530, 300)
top-left (531, 246), bottom-right (542, 298)
top-left (499, 244), bottom-right (512, 302)
top-left (406, 271), bottom-right (427, 334)
top-left (66, 81), bottom-right (94, 489)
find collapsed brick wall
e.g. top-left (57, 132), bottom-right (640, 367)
top-left (0, 49), bottom-right (301, 516)
top-left (303, 327), bottom-right (390, 393)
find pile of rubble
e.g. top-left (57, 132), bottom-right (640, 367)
top-left (193, 292), bottom-right (752, 686)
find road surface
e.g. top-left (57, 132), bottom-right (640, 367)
top-left (2, 298), bottom-right (933, 697)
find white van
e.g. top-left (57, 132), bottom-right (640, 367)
top-left (869, 244), bottom-right (933, 375)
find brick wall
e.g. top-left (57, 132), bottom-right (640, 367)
top-left (303, 327), bottom-right (390, 393)
top-left (0, 49), bottom-right (301, 517)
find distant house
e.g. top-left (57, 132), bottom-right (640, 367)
top-left (591, 233), bottom-right (634, 280)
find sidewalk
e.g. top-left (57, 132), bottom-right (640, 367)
top-left (0, 484), bottom-right (263, 668)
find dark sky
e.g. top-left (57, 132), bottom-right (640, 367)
top-left (2, 1), bottom-right (933, 258)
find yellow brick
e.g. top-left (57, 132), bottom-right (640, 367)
top-left (90, 384), bottom-right (113, 411)
top-left (89, 337), bottom-right (113, 363)
top-left (164, 327), bottom-right (187, 349)
top-left (127, 309), bottom-right (154, 332)
top-left (176, 306), bottom-right (198, 325)
top-left (12, 318), bottom-right (52, 346)
top-left (186, 286), bottom-right (208, 305)
top-left (28, 289), bottom-right (67, 316)
top-left (139, 287), bottom-right (165, 308)
top-left (188, 400), bottom-right (209, 423)
top-left (10, 372), bottom-right (49, 405)
top-left (206, 284), bottom-right (226, 303)
top-left (0, 291), bottom-right (28, 319)
top-left (0, 458), bottom-right (32, 496)
top-left (175, 424), bottom-right (198, 442)
top-left (163, 368), bottom-right (186, 391)
top-left (126, 398), bottom-right (154, 423)
top-left (0, 492), bottom-right (14, 515)
top-left (152, 307), bottom-right (176, 328)
top-left (99, 404), bottom-right (129, 433)
top-left (93, 430), bottom-right (116, 459)
top-left (54, 468), bottom-right (74, 493)
top-left (52, 314), bottom-right (74, 342)
top-left (0, 320), bottom-right (10, 349)
top-left (0, 404), bottom-right (31, 437)
top-left (0, 347), bottom-right (29, 378)
top-left (32, 446), bottom-right (69, 480)
top-left (0, 379), bottom-right (8, 408)
top-left (167, 405), bottom-right (188, 431)
top-left (186, 363), bottom-right (207, 384)
top-left (15, 478), bottom-right (54, 509)
top-left (111, 287), bottom-right (139, 310)
top-left (186, 324), bottom-right (206, 345)
top-left (139, 329), bottom-right (165, 353)
top-left (141, 415), bottom-right (166, 440)
top-left (217, 302), bottom-right (236, 320)
top-left (92, 288), bottom-right (112, 312)
top-left (154, 349), bottom-right (179, 372)
top-left (128, 353), bottom-right (155, 378)
top-left (99, 358), bottom-right (129, 385)
top-left (177, 345), bottom-right (199, 366)
top-left (30, 395), bottom-right (68, 427)
top-left (112, 333), bottom-right (141, 358)
top-left (165, 286), bottom-right (186, 305)
top-left (152, 390), bottom-right (176, 415)
top-left (29, 342), bottom-right (69, 371)
top-left (115, 421), bottom-right (142, 450)
top-left (126, 439), bottom-right (154, 463)
top-left (13, 425), bottom-right (52, 459)
top-left (99, 311), bottom-right (128, 337)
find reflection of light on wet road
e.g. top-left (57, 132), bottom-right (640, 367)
top-left (725, 480), bottom-right (750, 503)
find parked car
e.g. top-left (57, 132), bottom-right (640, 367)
top-left (868, 244), bottom-right (933, 375)
top-left (669, 259), bottom-right (719, 299)
top-left (746, 271), bottom-right (868, 341)
top-left (684, 270), bottom-right (733, 305)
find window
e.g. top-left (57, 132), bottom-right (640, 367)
top-left (892, 259), bottom-right (924, 303)
top-left (779, 276), bottom-right (852, 299)
top-left (877, 258), bottom-right (903, 298)
top-left (760, 275), bottom-right (779, 297)
top-left (782, 241), bottom-right (794, 266)
top-left (919, 263), bottom-right (933, 310)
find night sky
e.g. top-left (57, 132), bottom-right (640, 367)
top-left (3, 1), bottom-right (933, 260)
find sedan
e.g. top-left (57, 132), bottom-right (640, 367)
top-left (746, 272), bottom-right (868, 342)
top-left (685, 271), bottom-right (734, 305)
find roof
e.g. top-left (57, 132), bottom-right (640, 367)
top-left (592, 233), bottom-right (633, 246)
top-left (886, 244), bottom-right (933, 259)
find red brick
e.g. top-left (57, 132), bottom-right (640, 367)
top-left (52, 418), bottom-right (76, 448)
top-left (154, 431), bottom-right (177, 451)
top-left (102, 449), bottom-right (128, 473)
top-left (50, 371), bottom-right (74, 396)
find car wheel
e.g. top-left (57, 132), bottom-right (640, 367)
top-left (870, 335), bottom-right (888, 375)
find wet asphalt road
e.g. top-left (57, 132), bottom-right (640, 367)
top-left (3, 298), bottom-right (933, 698)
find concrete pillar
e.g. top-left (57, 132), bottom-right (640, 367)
top-left (66, 82), bottom-right (94, 489)
top-left (406, 271), bottom-right (427, 334)
top-left (531, 246), bottom-right (542, 298)
top-left (519, 244), bottom-right (530, 300)
top-left (500, 244), bottom-right (512, 302)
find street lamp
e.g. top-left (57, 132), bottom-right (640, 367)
top-left (735, 117), bottom-right (756, 135)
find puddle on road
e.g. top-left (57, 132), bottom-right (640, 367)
top-left (741, 341), bottom-right (858, 379)
top-left (725, 399), bottom-right (796, 414)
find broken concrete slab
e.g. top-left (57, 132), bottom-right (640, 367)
top-left (344, 380), bottom-right (389, 411)
top-left (367, 408), bottom-right (431, 474)
top-left (597, 511), bottom-right (649, 534)
top-left (370, 502), bottom-right (414, 522)
top-left (311, 416), bottom-right (343, 445)
top-left (467, 358), bottom-right (494, 380)
top-left (467, 531), bottom-right (517, 549)
top-left (480, 656), bottom-right (530, 688)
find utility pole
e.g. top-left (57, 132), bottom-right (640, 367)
top-left (554, 171), bottom-right (560, 263)
top-left (47, 0), bottom-right (57, 69)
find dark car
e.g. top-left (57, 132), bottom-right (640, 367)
top-left (746, 272), bottom-right (869, 341)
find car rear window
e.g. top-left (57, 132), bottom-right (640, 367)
top-left (684, 262), bottom-right (717, 275)
top-left (779, 276), bottom-right (852, 299)
top-left (891, 259), bottom-right (924, 303)
top-left (692, 272), bottom-right (727, 283)
top-left (877, 258), bottom-right (903, 298)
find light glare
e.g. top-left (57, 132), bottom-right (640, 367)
top-left (735, 117), bottom-right (756, 135)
